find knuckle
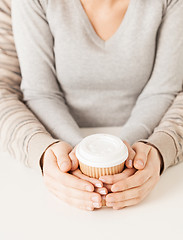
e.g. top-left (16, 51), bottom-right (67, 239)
top-left (132, 142), bottom-right (138, 150)
top-left (130, 150), bottom-right (136, 158)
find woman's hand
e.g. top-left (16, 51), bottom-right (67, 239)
top-left (125, 142), bottom-right (163, 171)
top-left (41, 141), bottom-right (105, 211)
top-left (99, 142), bottom-right (162, 210)
top-left (69, 144), bottom-right (108, 195)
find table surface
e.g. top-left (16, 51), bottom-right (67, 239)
top-left (0, 127), bottom-right (183, 240)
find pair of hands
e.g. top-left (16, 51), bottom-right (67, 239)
top-left (41, 140), bottom-right (162, 211)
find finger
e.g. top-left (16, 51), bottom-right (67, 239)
top-left (45, 177), bottom-right (102, 209)
top-left (50, 188), bottom-right (95, 211)
top-left (71, 169), bottom-right (103, 188)
top-left (111, 169), bottom-right (151, 192)
top-left (95, 187), bottom-right (108, 195)
top-left (57, 153), bottom-right (72, 172)
top-left (108, 198), bottom-right (140, 210)
top-left (106, 176), bottom-right (153, 203)
top-left (99, 168), bottom-right (136, 184)
top-left (103, 183), bottom-right (112, 193)
top-left (44, 153), bottom-right (95, 192)
top-left (123, 140), bottom-right (136, 168)
top-left (50, 142), bottom-right (73, 172)
top-left (45, 148), bottom-right (72, 173)
top-left (107, 177), bottom-right (159, 210)
top-left (69, 145), bottom-right (79, 171)
top-left (132, 142), bottom-right (151, 170)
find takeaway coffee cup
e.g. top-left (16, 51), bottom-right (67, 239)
top-left (75, 133), bottom-right (128, 179)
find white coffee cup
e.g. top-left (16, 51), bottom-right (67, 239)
top-left (75, 133), bottom-right (128, 178)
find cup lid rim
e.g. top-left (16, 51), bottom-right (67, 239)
top-left (75, 133), bottom-right (129, 168)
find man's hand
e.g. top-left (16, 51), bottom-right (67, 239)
top-left (41, 141), bottom-right (105, 211)
top-left (99, 142), bottom-right (162, 210)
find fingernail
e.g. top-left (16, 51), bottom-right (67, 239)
top-left (99, 189), bottom-right (107, 195)
top-left (93, 202), bottom-right (101, 208)
top-left (99, 177), bottom-right (105, 182)
top-left (136, 160), bottom-right (144, 167)
top-left (111, 186), bottom-right (118, 192)
top-left (128, 159), bottom-right (133, 167)
top-left (85, 185), bottom-right (93, 191)
top-left (106, 202), bottom-right (113, 207)
top-left (92, 196), bottom-right (100, 202)
top-left (95, 183), bottom-right (103, 188)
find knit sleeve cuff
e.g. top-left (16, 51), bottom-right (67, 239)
top-left (139, 131), bottom-right (177, 174)
top-left (27, 132), bottom-right (60, 175)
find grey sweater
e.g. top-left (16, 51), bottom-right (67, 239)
top-left (12, 0), bottom-right (183, 147)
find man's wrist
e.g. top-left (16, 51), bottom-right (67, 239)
top-left (39, 140), bottom-right (61, 175)
top-left (146, 142), bottom-right (164, 175)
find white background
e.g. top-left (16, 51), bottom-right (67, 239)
top-left (0, 127), bottom-right (183, 240)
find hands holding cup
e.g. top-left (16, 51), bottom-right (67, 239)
top-left (41, 134), bottom-right (163, 210)
top-left (100, 142), bottom-right (162, 209)
top-left (41, 141), bottom-right (104, 211)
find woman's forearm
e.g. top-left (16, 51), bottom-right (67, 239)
top-left (12, 0), bottom-right (83, 147)
top-left (119, 1), bottom-right (183, 145)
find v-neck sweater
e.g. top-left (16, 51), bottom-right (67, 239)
top-left (12, 0), bottom-right (183, 146)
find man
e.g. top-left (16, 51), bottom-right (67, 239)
top-left (0, 0), bottom-right (182, 210)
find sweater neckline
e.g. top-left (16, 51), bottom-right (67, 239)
top-left (73, 0), bottom-right (135, 48)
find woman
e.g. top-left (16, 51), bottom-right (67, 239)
top-left (8, 0), bottom-right (183, 210)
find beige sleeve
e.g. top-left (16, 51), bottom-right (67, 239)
top-left (140, 92), bottom-right (183, 173)
top-left (0, 0), bottom-right (59, 174)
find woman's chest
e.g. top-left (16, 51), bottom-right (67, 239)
top-left (47, 0), bottom-right (163, 94)
top-left (78, 0), bottom-right (130, 41)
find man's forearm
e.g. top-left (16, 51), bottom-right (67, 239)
top-left (140, 92), bottom-right (183, 173)
top-left (0, 0), bottom-right (59, 173)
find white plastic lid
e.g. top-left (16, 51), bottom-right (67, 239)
top-left (75, 133), bottom-right (128, 168)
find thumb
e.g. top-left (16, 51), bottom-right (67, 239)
top-left (58, 154), bottom-right (72, 172)
top-left (50, 141), bottom-right (73, 173)
top-left (132, 142), bottom-right (151, 170)
top-left (123, 140), bottom-right (136, 168)
top-left (69, 144), bottom-right (79, 171)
